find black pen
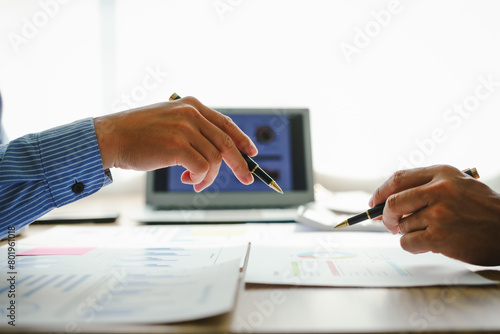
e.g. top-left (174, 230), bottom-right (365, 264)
top-left (334, 167), bottom-right (479, 228)
top-left (169, 93), bottom-right (283, 194)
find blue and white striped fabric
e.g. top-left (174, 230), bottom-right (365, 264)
top-left (0, 112), bottom-right (112, 239)
top-left (0, 93), bottom-right (6, 145)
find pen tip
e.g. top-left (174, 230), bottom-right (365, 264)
top-left (335, 220), bottom-right (350, 229)
top-left (269, 181), bottom-right (283, 194)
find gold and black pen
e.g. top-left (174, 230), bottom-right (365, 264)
top-left (334, 167), bottom-right (479, 229)
top-left (169, 93), bottom-right (283, 194)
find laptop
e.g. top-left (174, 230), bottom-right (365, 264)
top-left (137, 108), bottom-right (314, 223)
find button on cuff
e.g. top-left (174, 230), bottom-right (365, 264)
top-left (71, 182), bottom-right (85, 194)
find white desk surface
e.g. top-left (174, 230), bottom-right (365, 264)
top-left (3, 193), bottom-right (500, 334)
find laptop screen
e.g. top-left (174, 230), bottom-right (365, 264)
top-left (146, 108), bottom-right (314, 209)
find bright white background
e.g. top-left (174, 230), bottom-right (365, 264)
top-left (1, 0), bottom-right (500, 193)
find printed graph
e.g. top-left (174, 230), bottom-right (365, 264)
top-left (114, 248), bottom-right (191, 268)
top-left (291, 253), bottom-right (409, 278)
top-left (0, 273), bottom-right (92, 298)
top-left (297, 251), bottom-right (358, 260)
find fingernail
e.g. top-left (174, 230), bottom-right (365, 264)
top-left (245, 145), bottom-right (258, 156)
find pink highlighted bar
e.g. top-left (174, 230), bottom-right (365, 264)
top-left (17, 247), bottom-right (95, 256)
top-left (327, 261), bottom-right (341, 276)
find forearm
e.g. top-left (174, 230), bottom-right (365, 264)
top-left (0, 118), bottom-right (112, 238)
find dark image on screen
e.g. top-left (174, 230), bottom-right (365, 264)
top-left (153, 112), bottom-right (307, 193)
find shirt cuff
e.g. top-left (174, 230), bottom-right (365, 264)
top-left (38, 117), bottom-right (112, 208)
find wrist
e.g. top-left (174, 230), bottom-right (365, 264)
top-left (93, 115), bottom-right (116, 170)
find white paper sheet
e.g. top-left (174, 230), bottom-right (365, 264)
top-left (17, 223), bottom-right (301, 249)
top-left (245, 233), bottom-right (495, 287)
top-left (0, 256), bottom-right (240, 327)
top-left (0, 226), bottom-right (245, 328)
top-left (15, 225), bottom-right (250, 268)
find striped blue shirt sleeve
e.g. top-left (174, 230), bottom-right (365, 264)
top-left (0, 118), bottom-right (112, 239)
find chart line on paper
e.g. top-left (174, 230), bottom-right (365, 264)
top-left (24, 275), bottom-right (62, 297)
top-left (297, 251), bottom-right (358, 260)
top-left (26, 275), bottom-right (49, 286)
top-left (0, 275), bottom-right (33, 294)
top-left (291, 261), bottom-right (300, 276)
top-left (114, 263), bottom-right (172, 268)
top-left (326, 261), bottom-right (341, 276)
top-left (387, 261), bottom-right (408, 276)
top-left (63, 274), bottom-right (90, 292)
top-left (54, 275), bottom-right (76, 288)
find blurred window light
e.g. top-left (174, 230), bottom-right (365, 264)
top-left (1, 0), bottom-right (500, 189)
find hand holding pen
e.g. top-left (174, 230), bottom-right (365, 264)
top-left (170, 93), bottom-right (283, 193)
top-left (343, 165), bottom-right (500, 266)
top-left (95, 95), bottom-right (258, 191)
top-left (335, 167), bottom-right (479, 229)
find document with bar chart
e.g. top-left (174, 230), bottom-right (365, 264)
top-left (0, 241), bottom-right (243, 328)
top-left (245, 239), bottom-right (495, 287)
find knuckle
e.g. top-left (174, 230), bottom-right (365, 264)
top-left (181, 105), bottom-right (202, 119)
top-left (385, 194), bottom-right (399, 211)
top-left (220, 115), bottom-right (238, 133)
top-left (399, 234), bottom-right (418, 254)
top-left (168, 136), bottom-right (187, 150)
top-left (373, 187), bottom-right (383, 203)
top-left (389, 170), bottom-right (406, 190)
top-left (427, 225), bottom-right (447, 246)
top-left (429, 203), bottom-right (452, 221)
top-left (176, 120), bottom-right (197, 134)
top-left (439, 164), bottom-right (458, 175)
top-left (182, 96), bottom-right (200, 105)
top-left (209, 149), bottom-right (223, 165)
top-left (398, 219), bottom-right (408, 234)
top-left (400, 233), bottom-right (429, 254)
top-left (220, 132), bottom-right (235, 151)
top-left (399, 235), bottom-right (412, 252)
top-left (223, 114), bottom-right (235, 127)
top-left (430, 179), bottom-right (457, 197)
top-left (196, 158), bottom-right (210, 174)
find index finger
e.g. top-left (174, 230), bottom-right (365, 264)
top-left (174, 96), bottom-right (258, 186)
top-left (369, 167), bottom-right (436, 207)
top-left (382, 186), bottom-right (430, 234)
top-left (182, 96), bottom-right (258, 156)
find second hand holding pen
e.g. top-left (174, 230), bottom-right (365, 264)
top-left (335, 167), bottom-right (479, 229)
top-left (169, 93), bottom-right (283, 194)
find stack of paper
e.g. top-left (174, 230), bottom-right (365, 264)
top-left (0, 226), bottom-right (247, 330)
